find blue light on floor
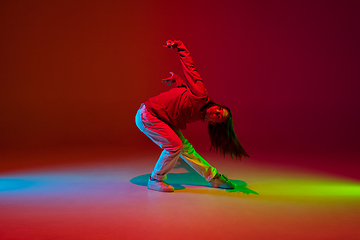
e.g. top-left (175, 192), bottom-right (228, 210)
top-left (0, 179), bottom-right (34, 191)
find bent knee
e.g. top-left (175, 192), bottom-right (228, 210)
top-left (164, 140), bottom-right (183, 153)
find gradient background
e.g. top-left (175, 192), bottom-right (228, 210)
top-left (1, 0), bottom-right (359, 172)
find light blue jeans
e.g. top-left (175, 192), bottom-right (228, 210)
top-left (135, 104), bottom-right (217, 182)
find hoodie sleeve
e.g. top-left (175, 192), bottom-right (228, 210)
top-left (175, 40), bottom-right (208, 97)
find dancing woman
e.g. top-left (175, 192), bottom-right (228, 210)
top-left (135, 40), bottom-right (249, 192)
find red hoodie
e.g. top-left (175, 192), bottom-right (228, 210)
top-left (145, 41), bottom-right (209, 130)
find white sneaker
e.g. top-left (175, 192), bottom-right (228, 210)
top-left (147, 178), bottom-right (174, 192)
top-left (209, 174), bottom-right (236, 189)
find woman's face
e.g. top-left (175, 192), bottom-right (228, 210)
top-left (205, 105), bottom-right (229, 124)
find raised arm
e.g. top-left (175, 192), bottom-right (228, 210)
top-left (163, 40), bottom-right (207, 97)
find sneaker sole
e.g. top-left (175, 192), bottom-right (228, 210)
top-left (148, 186), bottom-right (174, 192)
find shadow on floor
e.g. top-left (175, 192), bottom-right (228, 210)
top-left (130, 159), bottom-right (258, 195)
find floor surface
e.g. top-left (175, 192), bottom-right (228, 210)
top-left (1, 147), bottom-right (359, 240)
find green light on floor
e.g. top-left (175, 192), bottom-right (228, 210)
top-left (253, 179), bottom-right (360, 197)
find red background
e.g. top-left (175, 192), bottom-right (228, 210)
top-left (1, 0), bottom-right (359, 161)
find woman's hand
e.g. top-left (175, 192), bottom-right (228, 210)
top-left (162, 40), bottom-right (178, 49)
top-left (162, 72), bottom-right (177, 85)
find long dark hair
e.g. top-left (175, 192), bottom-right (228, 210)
top-left (200, 101), bottom-right (250, 160)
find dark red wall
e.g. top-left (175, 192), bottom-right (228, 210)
top-left (1, 0), bottom-right (359, 157)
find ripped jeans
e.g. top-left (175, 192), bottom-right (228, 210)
top-left (135, 104), bottom-right (217, 182)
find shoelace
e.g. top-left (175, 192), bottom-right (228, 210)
top-left (221, 174), bottom-right (230, 182)
top-left (151, 178), bottom-right (172, 187)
